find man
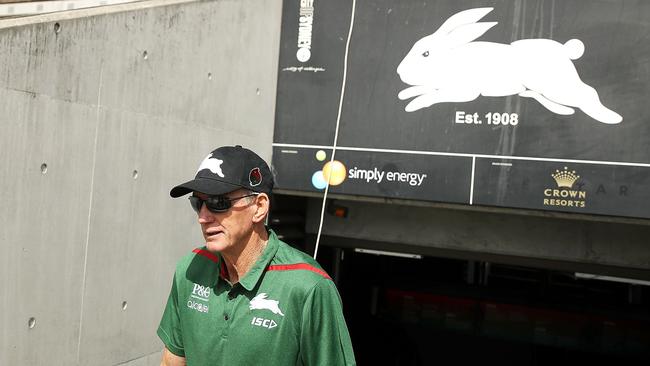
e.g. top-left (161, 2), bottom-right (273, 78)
top-left (158, 145), bottom-right (356, 366)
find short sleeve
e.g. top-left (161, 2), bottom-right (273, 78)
top-left (299, 278), bottom-right (356, 365)
top-left (157, 273), bottom-right (185, 357)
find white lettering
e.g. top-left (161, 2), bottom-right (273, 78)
top-left (543, 198), bottom-right (586, 208)
top-left (191, 284), bottom-right (211, 299)
top-left (455, 111), bottom-right (519, 126)
top-left (544, 189), bottom-right (587, 200)
top-left (296, 1), bottom-right (315, 62)
top-left (187, 300), bottom-right (209, 313)
top-left (455, 111), bottom-right (465, 123)
top-left (251, 317), bottom-right (278, 329)
top-left (416, 174), bottom-right (427, 186)
top-left (349, 167), bottom-right (427, 186)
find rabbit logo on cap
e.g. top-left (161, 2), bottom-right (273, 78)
top-left (197, 153), bottom-right (225, 178)
top-left (396, 7), bottom-right (622, 124)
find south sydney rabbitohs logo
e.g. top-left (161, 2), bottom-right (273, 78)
top-left (296, 0), bottom-right (315, 62)
top-left (397, 7), bottom-right (622, 124)
top-left (543, 167), bottom-right (586, 208)
top-left (197, 153), bottom-right (225, 177)
top-left (250, 293), bottom-right (284, 329)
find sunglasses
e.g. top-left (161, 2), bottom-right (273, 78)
top-left (189, 193), bottom-right (259, 213)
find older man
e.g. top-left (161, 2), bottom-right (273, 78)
top-left (158, 145), bottom-right (356, 365)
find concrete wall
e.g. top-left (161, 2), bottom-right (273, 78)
top-left (306, 198), bottom-right (650, 280)
top-left (0, 0), bottom-right (282, 365)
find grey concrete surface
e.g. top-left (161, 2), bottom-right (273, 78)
top-left (0, 0), bottom-right (281, 365)
top-left (116, 350), bottom-right (162, 366)
top-left (306, 198), bottom-right (650, 279)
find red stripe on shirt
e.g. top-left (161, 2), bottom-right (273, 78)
top-left (266, 263), bottom-right (332, 280)
top-left (192, 248), bottom-right (220, 264)
top-left (220, 262), bottom-right (229, 279)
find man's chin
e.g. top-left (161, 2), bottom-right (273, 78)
top-left (205, 239), bottom-right (227, 253)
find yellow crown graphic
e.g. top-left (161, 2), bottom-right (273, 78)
top-left (552, 167), bottom-right (579, 188)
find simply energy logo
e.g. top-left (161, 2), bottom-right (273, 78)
top-left (311, 150), bottom-right (347, 189)
top-left (296, 0), bottom-right (315, 63)
top-left (348, 167), bottom-right (427, 186)
top-left (543, 166), bottom-right (586, 208)
top-left (310, 150), bottom-right (428, 189)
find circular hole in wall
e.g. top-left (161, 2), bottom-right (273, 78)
top-left (40, 163), bottom-right (48, 174)
top-left (54, 23), bottom-right (61, 34)
top-left (122, 301), bottom-right (128, 311)
top-left (132, 170), bottom-right (139, 179)
top-left (28, 317), bottom-right (36, 329)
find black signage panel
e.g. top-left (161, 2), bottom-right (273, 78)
top-left (473, 159), bottom-right (650, 218)
top-left (274, 0), bottom-right (352, 146)
top-left (273, 146), bottom-right (473, 202)
top-left (273, 0), bottom-right (650, 219)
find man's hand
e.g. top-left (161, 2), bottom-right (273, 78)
top-left (160, 347), bottom-right (186, 366)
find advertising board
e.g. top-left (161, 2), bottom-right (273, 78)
top-left (273, 0), bottom-right (650, 219)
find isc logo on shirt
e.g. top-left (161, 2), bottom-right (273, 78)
top-left (251, 316), bottom-right (278, 329)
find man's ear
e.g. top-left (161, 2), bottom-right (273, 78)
top-left (251, 193), bottom-right (270, 224)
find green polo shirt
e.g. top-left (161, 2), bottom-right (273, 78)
top-left (157, 229), bottom-right (356, 365)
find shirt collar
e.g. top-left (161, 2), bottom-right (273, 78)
top-left (229, 228), bottom-right (280, 291)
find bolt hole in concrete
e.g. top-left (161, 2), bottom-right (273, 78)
top-left (142, 50), bottom-right (148, 60)
top-left (256, 88), bottom-right (261, 95)
top-left (40, 163), bottom-right (48, 174)
top-left (54, 22), bottom-right (61, 34)
top-left (208, 72), bottom-right (212, 80)
top-left (122, 301), bottom-right (128, 310)
top-left (132, 170), bottom-right (138, 179)
top-left (28, 317), bottom-right (36, 329)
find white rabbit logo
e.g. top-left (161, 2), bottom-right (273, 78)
top-left (197, 153), bottom-right (225, 177)
top-left (249, 293), bottom-right (285, 316)
top-left (396, 7), bottom-right (622, 124)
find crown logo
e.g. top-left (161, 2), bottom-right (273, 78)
top-left (551, 167), bottom-right (579, 188)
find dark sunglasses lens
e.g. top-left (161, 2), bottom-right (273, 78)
top-left (189, 196), bottom-right (203, 213)
top-left (205, 197), bottom-right (231, 212)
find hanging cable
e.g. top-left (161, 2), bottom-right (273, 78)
top-left (313, 0), bottom-right (357, 260)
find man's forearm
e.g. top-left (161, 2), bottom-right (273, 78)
top-left (160, 347), bottom-right (186, 366)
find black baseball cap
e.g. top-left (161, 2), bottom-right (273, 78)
top-left (170, 145), bottom-right (273, 198)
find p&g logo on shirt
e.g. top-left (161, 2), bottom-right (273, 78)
top-left (187, 283), bottom-right (211, 314)
top-left (192, 284), bottom-right (211, 299)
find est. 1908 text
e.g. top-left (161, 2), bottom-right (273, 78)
top-left (455, 111), bottom-right (519, 126)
